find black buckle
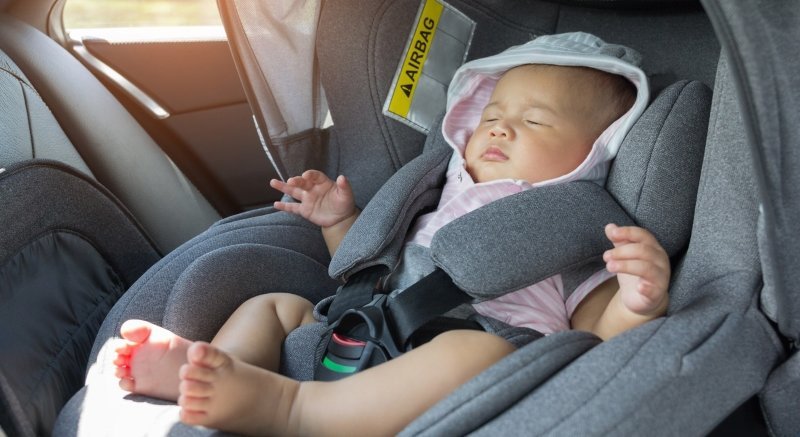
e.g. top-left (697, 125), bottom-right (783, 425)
top-left (314, 294), bottom-right (403, 381)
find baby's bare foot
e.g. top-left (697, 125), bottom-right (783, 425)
top-left (113, 320), bottom-right (192, 401)
top-left (178, 342), bottom-right (300, 436)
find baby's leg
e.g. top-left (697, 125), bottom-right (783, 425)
top-left (211, 292), bottom-right (316, 370)
top-left (178, 329), bottom-right (515, 436)
top-left (113, 293), bottom-right (314, 401)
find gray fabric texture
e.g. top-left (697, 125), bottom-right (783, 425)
top-left (384, 243), bottom-right (437, 292)
top-left (328, 143), bottom-right (451, 280)
top-left (85, 210), bottom-right (339, 371)
top-left (280, 322), bottom-right (329, 382)
top-left (400, 329), bottom-right (601, 436)
top-left (318, 0), bottom-right (429, 207)
top-left (0, 161), bottom-right (159, 284)
top-left (709, 2), bottom-right (800, 432)
top-left (760, 351), bottom-right (800, 437)
top-left (0, 161), bottom-right (160, 436)
top-left (401, 53), bottom-right (783, 437)
top-left (708, 0), bottom-right (800, 345)
top-left (0, 50), bottom-right (91, 175)
top-left (0, 16), bottom-right (220, 252)
top-left (606, 80), bottom-right (711, 257)
top-left (555, 4), bottom-right (720, 92)
top-left (432, 182), bottom-right (633, 300)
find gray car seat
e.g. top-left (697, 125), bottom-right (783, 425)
top-left (1, 0), bottom-right (793, 435)
top-left (708, 1), bottom-right (800, 435)
top-left (50, 1), bottom-right (792, 436)
top-left (52, 72), bottom-right (710, 437)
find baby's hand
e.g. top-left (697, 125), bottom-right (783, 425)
top-left (603, 224), bottom-right (670, 317)
top-left (270, 170), bottom-right (357, 228)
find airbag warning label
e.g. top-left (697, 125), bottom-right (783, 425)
top-left (384, 0), bottom-right (474, 133)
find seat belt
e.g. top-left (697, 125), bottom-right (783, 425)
top-left (315, 267), bottom-right (475, 381)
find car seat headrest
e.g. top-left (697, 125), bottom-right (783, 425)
top-left (607, 80), bottom-right (712, 256)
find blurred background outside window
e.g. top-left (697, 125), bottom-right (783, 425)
top-left (64, 0), bottom-right (222, 29)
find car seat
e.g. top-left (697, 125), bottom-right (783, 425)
top-left (4, 0), bottom-right (796, 435)
top-left (0, 7), bottom-right (223, 436)
top-left (50, 1), bottom-right (792, 436)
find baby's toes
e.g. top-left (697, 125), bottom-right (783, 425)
top-left (118, 375), bottom-right (135, 392)
top-left (113, 352), bottom-right (131, 367)
top-left (180, 377), bottom-right (214, 397)
top-left (114, 365), bottom-right (130, 379)
top-left (179, 407), bottom-right (209, 426)
top-left (178, 393), bottom-right (212, 414)
top-left (112, 339), bottom-right (132, 355)
top-left (187, 342), bottom-right (232, 370)
top-left (179, 362), bottom-right (216, 383)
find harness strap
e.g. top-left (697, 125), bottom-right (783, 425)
top-left (327, 267), bottom-right (473, 349)
top-left (327, 265), bottom-right (389, 322)
top-left (387, 268), bottom-right (473, 348)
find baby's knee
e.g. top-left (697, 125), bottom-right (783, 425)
top-left (243, 292), bottom-right (310, 310)
top-left (239, 293), bottom-right (312, 319)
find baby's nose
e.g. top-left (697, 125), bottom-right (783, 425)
top-left (490, 122), bottom-right (512, 138)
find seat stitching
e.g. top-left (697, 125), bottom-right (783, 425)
top-left (368, 0), bottom-right (403, 171)
top-left (0, 66), bottom-right (39, 96)
top-left (19, 80), bottom-right (36, 159)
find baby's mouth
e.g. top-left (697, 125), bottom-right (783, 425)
top-left (481, 146), bottom-right (508, 161)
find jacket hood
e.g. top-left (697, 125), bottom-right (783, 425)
top-left (442, 32), bottom-right (649, 187)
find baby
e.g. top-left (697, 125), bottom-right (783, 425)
top-left (114, 34), bottom-right (670, 436)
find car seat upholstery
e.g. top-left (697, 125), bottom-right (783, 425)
top-left (7, 0), bottom-right (784, 435)
top-left (0, 10), bottom-right (223, 436)
top-left (707, 2), bottom-right (800, 434)
top-left (50, 2), bottom-right (742, 436)
top-left (0, 15), bottom-right (220, 251)
top-left (53, 77), bottom-right (712, 437)
top-left (0, 161), bottom-right (162, 437)
top-left (400, 52), bottom-right (782, 437)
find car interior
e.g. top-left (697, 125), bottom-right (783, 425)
top-left (1, 0), bottom-right (798, 435)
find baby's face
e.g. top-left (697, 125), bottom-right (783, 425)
top-left (464, 65), bottom-right (602, 184)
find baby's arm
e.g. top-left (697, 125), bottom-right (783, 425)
top-left (270, 170), bottom-right (360, 256)
top-left (571, 224), bottom-right (670, 340)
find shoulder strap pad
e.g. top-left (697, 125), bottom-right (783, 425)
top-left (329, 125), bottom-right (452, 281)
top-left (431, 181), bottom-right (633, 300)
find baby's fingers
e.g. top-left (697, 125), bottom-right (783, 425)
top-left (606, 258), bottom-right (667, 283)
top-left (273, 200), bottom-right (304, 215)
top-left (270, 178), bottom-right (308, 200)
top-left (605, 224), bottom-right (660, 246)
top-left (603, 242), bottom-right (666, 264)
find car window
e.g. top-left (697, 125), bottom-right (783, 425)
top-left (63, 0), bottom-right (222, 30)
